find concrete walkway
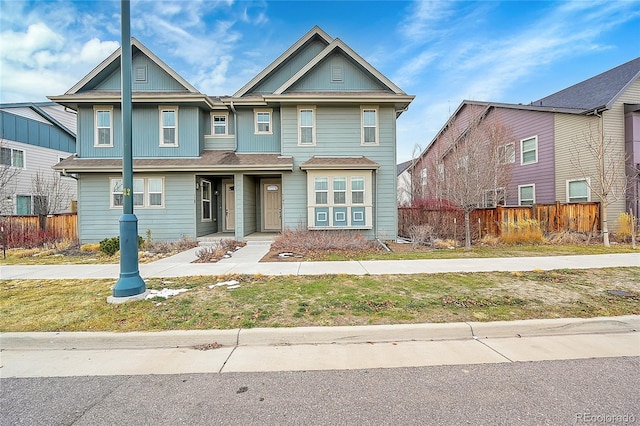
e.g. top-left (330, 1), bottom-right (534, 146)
top-left (0, 245), bottom-right (637, 279)
top-left (1, 316), bottom-right (638, 378)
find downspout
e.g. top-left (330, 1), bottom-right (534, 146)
top-left (230, 101), bottom-right (237, 151)
top-left (374, 169), bottom-right (378, 240)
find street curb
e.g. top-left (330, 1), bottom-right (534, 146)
top-left (2, 315), bottom-right (637, 351)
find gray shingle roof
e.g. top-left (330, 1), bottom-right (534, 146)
top-left (54, 151), bottom-right (293, 172)
top-left (532, 57), bottom-right (640, 111)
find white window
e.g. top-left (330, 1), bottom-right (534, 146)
top-left (520, 136), bottom-right (538, 165)
top-left (94, 106), bottom-right (113, 147)
top-left (498, 143), bottom-right (515, 164)
top-left (255, 109), bottom-right (272, 134)
top-left (159, 107), bottom-right (178, 146)
top-left (212, 113), bottom-right (228, 136)
top-left (518, 184), bottom-right (535, 206)
top-left (298, 106), bottom-right (315, 145)
top-left (361, 106), bottom-right (378, 145)
top-left (420, 169), bottom-right (428, 186)
top-left (110, 177), bottom-right (164, 208)
top-left (483, 188), bottom-right (506, 208)
top-left (315, 177), bottom-right (328, 204)
top-left (351, 177), bottom-right (365, 204)
top-left (437, 163), bottom-right (445, 180)
top-left (307, 172), bottom-right (373, 229)
top-left (567, 178), bottom-right (590, 202)
top-left (1, 147), bottom-right (25, 168)
top-left (333, 177), bottom-right (346, 204)
top-left (201, 180), bottom-right (212, 220)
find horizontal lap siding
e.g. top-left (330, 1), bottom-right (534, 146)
top-left (499, 108), bottom-right (555, 205)
top-left (77, 173), bottom-right (195, 243)
top-left (1, 140), bottom-right (78, 213)
top-left (603, 78), bottom-right (640, 230)
top-left (281, 105), bottom-right (397, 238)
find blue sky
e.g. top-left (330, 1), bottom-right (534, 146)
top-left (1, 0), bottom-right (639, 162)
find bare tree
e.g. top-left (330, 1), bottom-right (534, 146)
top-left (571, 121), bottom-right (627, 247)
top-left (0, 138), bottom-right (22, 214)
top-left (31, 170), bottom-right (71, 228)
top-left (432, 106), bottom-right (514, 249)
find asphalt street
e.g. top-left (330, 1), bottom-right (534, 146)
top-left (2, 357), bottom-right (638, 425)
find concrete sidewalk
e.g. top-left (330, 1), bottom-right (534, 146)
top-left (1, 250), bottom-right (638, 279)
top-left (1, 316), bottom-right (638, 378)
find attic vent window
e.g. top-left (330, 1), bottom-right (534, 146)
top-left (331, 65), bottom-right (343, 83)
top-left (135, 66), bottom-right (147, 83)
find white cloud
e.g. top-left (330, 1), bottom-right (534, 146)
top-left (79, 38), bottom-right (120, 64)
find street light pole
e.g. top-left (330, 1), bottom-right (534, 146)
top-left (111, 0), bottom-right (145, 299)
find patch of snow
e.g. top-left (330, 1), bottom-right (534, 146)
top-left (279, 252), bottom-right (294, 258)
top-left (208, 280), bottom-right (240, 289)
top-left (227, 285), bottom-right (241, 290)
top-left (145, 288), bottom-right (189, 300)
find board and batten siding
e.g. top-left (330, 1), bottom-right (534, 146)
top-left (290, 52), bottom-right (389, 92)
top-left (235, 108), bottom-right (281, 153)
top-left (280, 104), bottom-right (398, 238)
top-left (77, 172), bottom-right (196, 243)
top-left (250, 39), bottom-right (328, 94)
top-left (496, 108), bottom-right (556, 205)
top-left (0, 110), bottom-right (76, 153)
top-left (78, 106), bottom-right (201, 158)
top-left (93, 53), bottom-right (189, 92)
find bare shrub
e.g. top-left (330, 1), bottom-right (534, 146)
top-left (547, 231), bottom-right (590, 245)
top-left (272, 227), bottom-right (380, 254)
top-left (194, 239), bottom-right (244, 263)
top-left (408, 224), bottom-right (435, 248)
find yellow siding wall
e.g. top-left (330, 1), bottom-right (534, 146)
top-left (554, 78), bottom-right (640, 232)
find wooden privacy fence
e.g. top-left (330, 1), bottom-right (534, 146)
top-left (398, 202), bottom-right (600, 239)
top-left (0, 213), bottom-right (78, 243)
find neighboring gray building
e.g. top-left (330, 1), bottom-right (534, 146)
top-left (411, 57), bottom-right (640, 232)
top-left (0, 102), bottom-right (77, 215)
top-left (50, 27), bottom-right (414, 242)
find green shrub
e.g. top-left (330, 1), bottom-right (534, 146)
top-left (99, 235), bottom-right (144, 256)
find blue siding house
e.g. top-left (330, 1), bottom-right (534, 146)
top-left (50, 26), bottom-right (414, 242)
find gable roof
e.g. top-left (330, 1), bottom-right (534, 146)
top-left (273, 38), bottom-right (405, 95)
top-left (532, 57), bottom-right (640, 112)
top-left (48, 38), bottom-right (217, 110)
top-left (397, 159), bottom-right (413, 175)
top-left (233, 26), bottom-right (333, 98)
top-left (66, 38), bottom-right (200, 95)
top-left (232, 26), bottom-right (414, 111)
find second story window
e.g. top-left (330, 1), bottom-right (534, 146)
top-left (361, 106), bottom-right (378, 145)
top-left (160, 107), bottom-right (178, 146)
top-left (520, 136), bottom-right (538, 165)
top-left (1, 147), bottom-right (25, 168)
top-left (298, 106), bottom-right (315, 145)
top-left (255, 109), bottom-right (272, 134)
top-left (212, 114), bottom-right (228, 135)
top-left (498, 143), bottom-right (515, 164)
top-left (94, 106), bottom-right (113, 147)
